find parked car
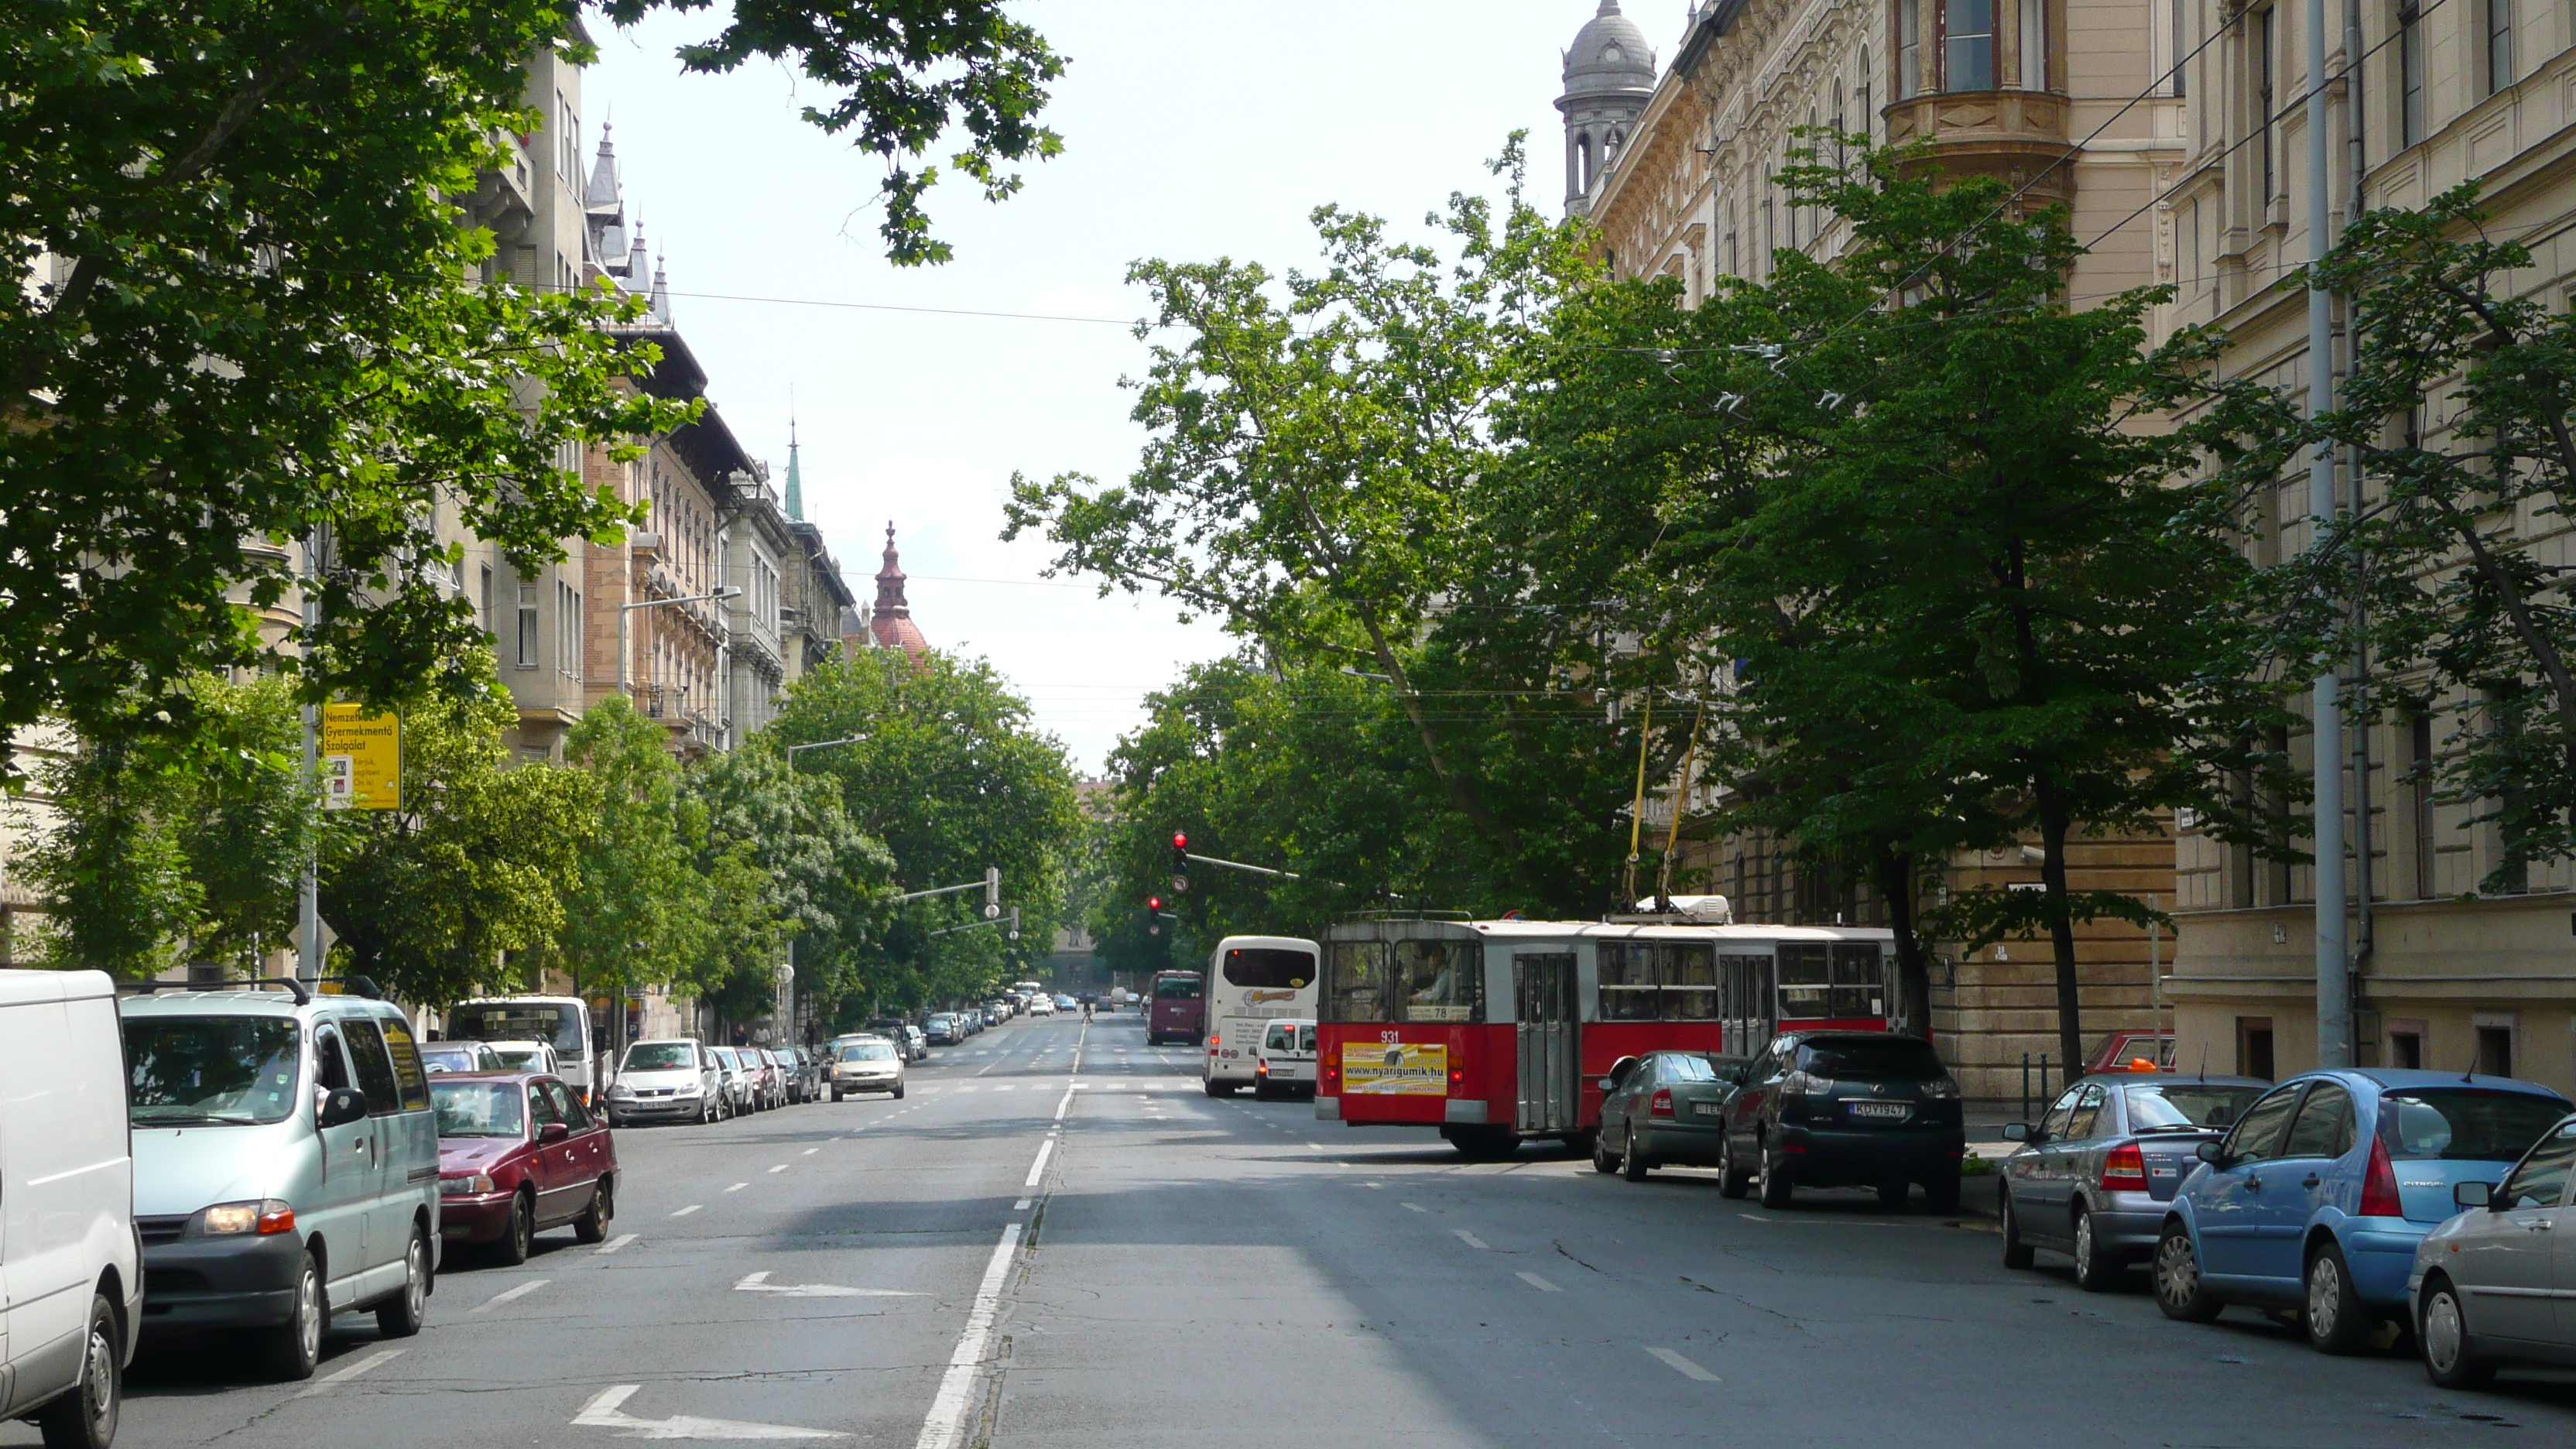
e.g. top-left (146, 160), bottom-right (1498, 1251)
top-left (1253, 1019), bottom-right (1318, 1099)
top-left (1028, 997), bottom-right (1054, 1017)
top-left (606, 1039), bottom-right (723, 1125)
top-left (431, 1072), bottom-right (618, 1264)
top-left (758, 1049), bottom-right (788, 1109)
top-left (420, 1039), bottom-right (505, 1074)
top-left (485, 1039), bottom-right (560, 1075)
top-left (829, 1036), bottom-right (908, 1100)
top-left (123, 980), bottom-right (440, 1380)
top-left (787, 1047), bottom-right (822, 1102)
top-left (868, 1020), bottom-right (925, 1061)
top-left (2410, 1111), bottom-right (2576, 1386)
top-left (1714, 1030), bottom-right (1967, 1210)
top-left (925, 1014), bottom-right (964, 1046)
top-left (1999, 1074), bottom-right (2269, 1290)
top-left (2154, 1068), bottom-right (2572, 1353)
top-left (1596, 1050), bottom-right (1750, 1180)
top-left (708, 1046), bottom-right (758, 1114)
top-left (0, 970), bottom-right (140, 1444)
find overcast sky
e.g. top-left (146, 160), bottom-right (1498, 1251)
top-left (587, 1), bottom-right (1697, 773)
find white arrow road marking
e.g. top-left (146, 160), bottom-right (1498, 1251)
top-left (912, 1223), bottom-right (1023, 1449)
top-left (471, 1279), bottom-right (551, 1313)
top-left (574, 1384), bottom-right (845, 1440)
top-left (731, 1271), bottom-right (919, 1299)
top-left (1646, 1346), bottom-right (1719, 1382)
top-left (595, 1233), bottom-right (639, 1255)
top-left (293, 1348), bottom-right (402, 1399)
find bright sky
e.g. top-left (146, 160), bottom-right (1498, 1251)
top-left (588, 1), bottom-right (1697, 772)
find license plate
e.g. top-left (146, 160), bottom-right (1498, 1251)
top-left (1691, 1101), bottom-right (1724, 1118)
top-left (1850, 1101), bottom-right (1910, 1120)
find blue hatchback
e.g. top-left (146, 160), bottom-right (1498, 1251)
top-left (2153, 1068), bottom-right (2571, 1354)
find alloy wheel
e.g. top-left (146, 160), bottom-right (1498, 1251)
top-left (2156, 1234), bottom-right (2197, 1309)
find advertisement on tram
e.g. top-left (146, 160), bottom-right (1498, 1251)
top-left (1315, 916), bottom-right (1894, 1156)
top-left (1200, 936), bottom-right (1320, 1096)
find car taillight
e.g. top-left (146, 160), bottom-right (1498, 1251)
top-left (1448, 1063), bottom-right (1464, 1091)
top-left (2100, 1142), bottom-right (2147, 1191)
top-left (2361, 1134), bottom-right (2404, 1218)
top-left (1650, 1090), bottom-right (1674, 1118)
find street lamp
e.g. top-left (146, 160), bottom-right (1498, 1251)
top-left (786, 734), bottom-right (868, 766)
top-left (618, 587), bottom-right (742, 700)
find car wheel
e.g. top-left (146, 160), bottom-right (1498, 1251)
top-left (256, 1251), bottom-right (325, 1381)
top-left (2419, 1278), bottom-right (2497, 1389)
top-left (35, 1291), bottom-right (119, 1449)
top-left (2071, 1206), bottom-right (2119, 1292)
top-left (494, 1190), bottom-right (533, 1266)
top-left (893, 1084), bottom-right (906, 1100)
top-left (2153, 1221), bottom-right (2224, 1323)
top-left (1591, 1133), bottom-right (1620, 1174)
top-left (1876, 1180), bottom-right (1909, 1209)
top-left (1921, 1168), bottom-right (1962, 1214)
top-left (375, 1226), bottom-right (428, 1338)
top-left (1757, 1144), bottom-right (1794, 1208)
top-left (2304, 1241), bottom-right (2373, 1355)
top-left (574, 1178), bottom-right (614, 1245)
top-left (2002, 1190), bottom-right (2035, 1269)
top-left (1718, 1135), bottom-right (1752, 1200)
top-left (1621, 1125), bottom-right (1651, 1181)
top-left (830, 1088), bottom-right (844, 1103)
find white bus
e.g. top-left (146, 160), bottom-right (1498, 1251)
top-left (1201, 936), bottom-right (1321, 1097)
top-left (447, 995), bottom-right (598, 1102)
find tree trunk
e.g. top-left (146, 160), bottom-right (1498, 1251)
top-left (2035, 778), bottom-right (2085, 1079)
top-left (1875, 846), bottom-right (1933, 1040)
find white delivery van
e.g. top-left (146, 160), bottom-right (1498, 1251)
top-left (0, 969), bottom-right (141, 1447)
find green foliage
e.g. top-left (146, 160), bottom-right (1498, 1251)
top-left (767, 648), bottom-right (1080, 1008)
top-left (557, 696), bottom-right (708, 1000)
top-left (681, 745), bottom-right (897, 1022)
top-left (2, 0), bottom-right (1059, 769)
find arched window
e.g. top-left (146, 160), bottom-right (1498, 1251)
top-left (1859, 46), bottom-right (1874, 141)
top-left (1832, 80), bottom-right (1848, 166)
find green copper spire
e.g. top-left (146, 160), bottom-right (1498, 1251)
top-left (784, 412), bottom-right (803, 522)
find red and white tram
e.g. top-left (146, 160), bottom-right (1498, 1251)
top-left (1316, 914), bottom-right (1898, 1155)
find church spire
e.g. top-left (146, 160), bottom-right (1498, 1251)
top-left (784, 413), bottom-right (804, 522)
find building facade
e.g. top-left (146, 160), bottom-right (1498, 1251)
top-left (2164, 0), bottom-right (2576, 1091)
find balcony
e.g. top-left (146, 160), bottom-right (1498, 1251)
top-left (1882, 89), bottom-right (2076, 207)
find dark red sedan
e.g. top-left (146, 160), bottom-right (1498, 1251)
top-left (430, 1072), bottom-right (618, 1264)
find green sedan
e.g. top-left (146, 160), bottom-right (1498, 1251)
top-left (1595, 1051), bottom-right (1749, 1181)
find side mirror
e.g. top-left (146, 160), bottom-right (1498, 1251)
top-left (2001, 1122), bottom-right (2031, 1142)
top-left (317, 1088), bottom-right (369, 1129)
top-left (538, 1122), bottom-right (571, 1144)
top-left (2455, 1180), bottom-right (2494, 1210)
top-left (2195, 1140), bottom-right (2227, 1166)
top-left (1597, 1077), bottom-right (1618, 1092)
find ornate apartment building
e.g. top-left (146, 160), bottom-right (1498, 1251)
top-left (2165, 0), bottom-right (2576, 1090)
top-left (1567, 0), bottom-right (2191, 1095)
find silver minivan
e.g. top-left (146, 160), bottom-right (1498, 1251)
top-left (122, 981), bottom-right (440, 1381)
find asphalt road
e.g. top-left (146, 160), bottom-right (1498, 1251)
top-left (53, 1010), bottom-right (2576, 1449)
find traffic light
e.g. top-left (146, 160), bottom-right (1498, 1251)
top-left (1145, 895), bottom-right (1164, 937)
top-left (1169, 831), bottom-right (1190, 893)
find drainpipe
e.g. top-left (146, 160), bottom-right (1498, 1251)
top-left (2308, 0), bottom-right (2353, 1069)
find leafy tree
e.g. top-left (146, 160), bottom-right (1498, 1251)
top-left (1005, 140), bottom-right (1595, 888)
top-left (682, 745), bottom-right (896, 1025)
top-left (767, 648), bottom-right (1079, 1007)
top-left (4, 0), bottom-right (1060, 767)
top-left (556, 696), bottom-right (709, 1003)
top-left (320, 687), bottom-right (597, 1005)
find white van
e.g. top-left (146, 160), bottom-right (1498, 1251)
top-left (0, 970), bottom-right (141, 1447)
top-left (448, 996), bottom-right (596, 1102)
top-left (1254, 1019), bottom-right (1318, 1099)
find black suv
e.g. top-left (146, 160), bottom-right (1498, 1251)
top-left (1714, 1030), bottom-right (1966, 1210)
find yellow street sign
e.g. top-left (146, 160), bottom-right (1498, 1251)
top-left (321, 704), bottom-right (402, 810)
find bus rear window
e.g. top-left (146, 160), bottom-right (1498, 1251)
top-left (1222, 950), bottom-right (1313, 989)
top-left (1153, 976), bottom-right (1203, 1000)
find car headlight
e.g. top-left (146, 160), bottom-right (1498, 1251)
top-left (439, 1174), bottom-right (496, 1197)
top-left (202, 1199), bottom-right (296, 1235)
top-left (674, 1082), bottom-right (701, 1097)
top-left (608, 1084), bottom-right (635, 1098)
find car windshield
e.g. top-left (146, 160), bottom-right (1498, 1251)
top-left (420, 1044), bottom-right (484, 1072)
top-left (839, 1042), bottom-right (897, 1062)
top-left (1797, 1038), bottom-right (1946, 1081)
top-left (2126, 1084), bottom-right (2266, 1131)
top-left (2382, 1088), bottom-right (2574, 1161)
top-left (624, 1043), bottom-right (696, 1071)
top-left (126, 1016), bottom-right (303, 1125)
top-left (430, 1081), bottom-right (526, 1139)
top-left (493, 1048), bottom-right (544, 1069)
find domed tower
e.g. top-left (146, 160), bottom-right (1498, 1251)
top-left (1557, 1), bottom-right (1659, 217)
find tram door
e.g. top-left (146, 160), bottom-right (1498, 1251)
top-left (1720, 954), bottom-right (1774, 1057)
top-left (1512, 953), bottom-right (1577, 1134)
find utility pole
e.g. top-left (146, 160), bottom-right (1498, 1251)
top-left (2308, 0), bottom-right (2352, 1069)
top-left (297, 528), bottom-right (324, 985)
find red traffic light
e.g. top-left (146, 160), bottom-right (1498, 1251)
top-left (1172, 831), bottom-right (1188, 850)
top-left (1147, 896), bottom-right (1164, 911)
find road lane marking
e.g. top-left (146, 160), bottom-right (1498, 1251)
top-left (802, 1147), bottom-right (820, 1155)
top-left (293, 1347), bottom-right (402, 1398)
top-left (992, 1084), bottom-right (1016, 1091)
top-left (913, 1223), bottom-right (1026, 1449)
top-left (1453, 1229), bottom-right (1490, 1249)
top-left (471, 1279), bottom-right (551, 1313)
top-left (1646, 1347), bottom-right (1719, 1382)
top-left (768, 1164), bottom-right (789, 1173)
top-left (1516, 1271), bottom-right (1562, 1293)
top-left (595, 1233), bottom-right (639, 1255)
top-left (725, 1183), bottom-right (748, 1192)
top-left (1023, 1138), bottom-right (1055, 1188)
top-left (1306, 1141), bottom-right (1327, 1150)
top-left (734, 1271), bottom-right (919, 1298)
top-left (670, 1204), bottom-right (702, 1218)
top-left (576, 1385), bottom-right (844, 1440)
top-left (1014, 1198), bottom-right (1032, 1211)
top-left (1401, 1203), bottom-right (1427, 1212)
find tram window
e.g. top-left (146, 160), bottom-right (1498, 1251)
top-left (1829, 944), bottom-right (1886, 1019)
top-left (1775, 944), bottom-right (1832, 1020)
top-left (1597, 944), bottom-right (1658, 1021)
top-left (1326, 941), bottom-right (1389, 1023)
top-left (1400, 940), bottom-right (1482, 1023)
top-left (1662, 944), bottom-right (1718, 1020)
